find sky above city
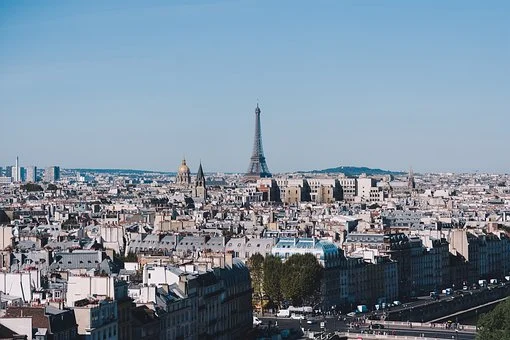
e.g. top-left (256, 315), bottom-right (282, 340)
top-left (1, 0), bottom-right (509, 174)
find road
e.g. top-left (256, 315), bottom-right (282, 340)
top-left (258, 316), bottom-right (476, 340)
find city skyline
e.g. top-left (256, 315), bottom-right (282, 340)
top-left (1, 1), bottom-right (509, 173)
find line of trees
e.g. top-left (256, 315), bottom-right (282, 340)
top-left (247, 253), bottom-right (323, 311)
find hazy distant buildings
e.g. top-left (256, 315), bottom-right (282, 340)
top-left (44, 166), bottom-right (60, 182)
top-left (25, 166), bottom-right (36, 183)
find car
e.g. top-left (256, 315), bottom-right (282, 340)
top-left (306, 319), bottom-right (317, 325)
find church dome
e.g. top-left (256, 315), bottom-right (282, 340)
top-left (178, 159), bottom-right (190, 174)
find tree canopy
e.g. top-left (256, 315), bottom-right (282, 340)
top-left (46, 183), bottom-right (58, 191)
top-left (247, 253), bottom-right (264, 309)
top-left (263, 255), bottom-right (283, 308)
top-left (281, 253), bottom-right (323, 306)
top-left (251, 253), bottom-right (324, 310)
top-left (477, 299), bottom-right (510, 340)
top-left (21, 183), bottom-right (43, 192)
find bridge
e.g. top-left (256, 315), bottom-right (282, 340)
top-left (430, 296), bottom-right (509, 323)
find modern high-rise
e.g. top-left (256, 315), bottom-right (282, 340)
top-left (25, 166), bottom-right (37, 183)
top-left (5, 166), bottom-right (12, 178)
top-left (12, 157), bottom-right (21, 182)
top-left (44, 166), bottom-right (60, 182)
top-left (12, 166), bottom-right (19, 182)
top-left (20, 167), bottom-right (26, 182)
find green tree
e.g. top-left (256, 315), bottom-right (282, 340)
top-left (116, 252), bottom-right (138, 263)
top-left (263, 255), bottom-right (283, 308)
top-left (47, 183), bottom-right (58, 191)
top-left (21, 183), bottom-right (43, 192)
top-left (281, 253), bottom-right (323, 306)
top-left (477, 299), bottom-right (510, 340)
top-left (247, 253), bottom-right (264, 310)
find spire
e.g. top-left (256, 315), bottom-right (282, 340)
top-left (194, 161), bottom-right (207, 199)
top-left (197, 162), bottom-right (205, 182)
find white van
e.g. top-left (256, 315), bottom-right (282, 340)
top-left (277, 309), bottom-right (290, 318)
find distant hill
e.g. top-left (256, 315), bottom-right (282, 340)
top-left (300, 166), bottom-right (405, 176)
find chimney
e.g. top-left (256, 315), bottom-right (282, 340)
top-left (225, 251), bottom-right (233, 268)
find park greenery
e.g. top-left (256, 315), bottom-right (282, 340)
top-left (476, 299), bottom-right (510, 340)
top-left (46, 183), bottom-right (58, 191)
top-left (20, 183), bottom-right (43, 192)
top-left (247, 253), bottom-right (323, 310)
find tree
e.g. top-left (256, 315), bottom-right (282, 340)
top-left (263, 255), bottom-right (283, 308)
top-left (477, 299), bottom-right (510, 339)
top-left (21, 183), bottom-right (43, 192)
top-left (281, 253), bottom-right (323, 306)
top-left (46, 184), bottom-right (58, 191)
top-left (247, 253), bottom-right (264, 310)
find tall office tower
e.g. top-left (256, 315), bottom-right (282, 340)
top-left (44, 166), bottom-right (60, 182)
top-left (245, 104), bottom-right (271, 181)
top-left (26, 166), bottom-right (37, 183)
top-left (5, 166), bottom-right (13, 178)
top-left (12, 156), bottom-right (21, 182)
top-left (0, 167), bottom-right (3, 176)
top-left (20, 167), bottom-right (26, 182)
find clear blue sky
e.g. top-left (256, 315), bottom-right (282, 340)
top-left (1, 0), bottom-right (509, 174)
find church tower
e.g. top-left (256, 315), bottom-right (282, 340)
top-left (193, 162), bottom-right (207, 200)
top-left (408, 167), bottom-right (416, 190)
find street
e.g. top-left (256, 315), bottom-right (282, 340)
top-left (257, 316), bottom-right (476, 340)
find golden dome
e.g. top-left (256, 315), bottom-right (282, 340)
top-left (178, 159), bottom-right (190, 174)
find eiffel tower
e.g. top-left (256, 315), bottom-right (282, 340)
top-left (245, 104), bottom-right (271, 180)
